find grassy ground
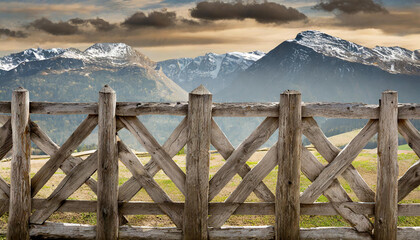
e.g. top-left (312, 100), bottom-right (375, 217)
top-left (399, 144), bottom-right (412, 150)
top-left (306, 129), bottom-right (362, 149)
top-left (0, 149), bottom-right (419, 232)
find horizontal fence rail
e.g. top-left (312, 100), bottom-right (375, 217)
top-left (0, 86), bottom-right (419, 239)
top-left (0, 101), bottom-right (420, 119)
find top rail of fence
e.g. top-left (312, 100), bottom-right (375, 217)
top-left (0, 101), bottom-right (419, 119)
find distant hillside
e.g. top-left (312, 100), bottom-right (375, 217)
top-left (157, 51), bottom-right (265, 93)
top-left (0, 43), bottom-right (187, 147)
top-left (216, 31), bottom-right (420, 103)
top-left (0, 43), bottom-right (187, 102)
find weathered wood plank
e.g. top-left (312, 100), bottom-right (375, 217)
top-left (118, 117), bottom-right (188, 202)
top-left (302, 117), bottom-right (375, 202)
top-left (97, 85), bottom-right (118, 240)
top-left (0, 175), bottom-right (10, 198)
top-left (212, 102), bottom-right (278, 117)
top-left (29, 152), bottom-right (98, 224)
top-left (300, 120), bottom-right (378, 204)
top-left (120, 116), bottom-right (186, 195)
top-left (31, 114), bottom-right (98, 196)
top-left (302, 102), bottom-right (379, 119)
top-left (397, 119), bottom-right (420, 201)
top-left (118, 140), bottom-right (183, 228)
top-left (4, 199), bottom-right (420, 217)
top-left (398, 103), bottom-right (420, 119)
top-left (2, 100), bottom-right (420, 118)
top-left (0, 119), bottom-right (12, 160)
top-left (210, 119), bottom-right (275, 202)
top-left (209, 117), bottom-right (278, 201)
top-left (184, 85), bottom-right (212, 239)
top-left (117, 102), bottom-right (188, 116)
top-left (29, 120), bottom-right (98, 194)
top-left (301, 147), bottom-right (373, 232)
top-left (30, 102), bottom-right (98, 115)
top-left (8, 87), bottom-right (31, 240)
top-left (276, 90), bottom-right (302, 240)
top-left (20, 223), bottom-right (420, 240)
top-left (375, 91), bottom-right (399, 240)
top-left (208, 144), bottom-right (277, 228)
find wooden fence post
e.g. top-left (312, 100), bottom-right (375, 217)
top-left (276, 90), bottom-right (302, 240)
top-left (7, 87), bottom-right (31, 240)
top-left (97, 85), bottom-right (118, 240)
top-left (183, 85), bottom-right (212, 240)
top-left (375, 90), bottom-right (398, 240)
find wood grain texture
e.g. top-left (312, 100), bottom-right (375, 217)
top-left (397, 119), bottom-right (420, 201)
top-left (302, 117), bottom-right (375, 202)
top-left (183, 85), bottom-right (212, 239)
top-left (375, 91), bottom-right (398, 240)
top-left (97, 85), bottom-right (118, 240)
top-left (0, 119), bottom-right (12, 160)
top-left (209, 117), bottom-right (278, 201)
top-left (300, 120), bottom-right (378, 204)
top-left (208, 144), bottom-right (277, 228)
top-left (210, 119), bottom-right (275, 202)
top-left (3, 199), bottom-right (420, 217)
top-left (118, 117), bottom-right (188, 202)
top-left (30, 152), bottom-right (98, 224)
top-left (29, 120), bottom-right (98, 194)
top-left (301, 147), bottom-right (373, 233)
top-left (1, 99), bottom-right (420, 119)
top-left (2, 222), bottom-right (420, 239)
top-left (276, 90), bottom-right (302, 240)
top-left (17, 223), bottom-right (420, 240)
top-left (120, 116), bottom-right (186, 195)
top-left (7, 88), bottom-right (30, 240)
top-left (31, 114), bottom-right (98, 196)
top-left (30, 102), bottom-right (98, 115)
top-left (118, 140), bottom-right (183, 228)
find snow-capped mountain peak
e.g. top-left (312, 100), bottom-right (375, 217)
top-left (289, 30), bottom-right (419, 75)
top-left (83, 43), bottom-right (135, 58)
top-left (0, 43), bottom-right (152, 71)
top-left (157, 50), bottom-right (266, 92)
top-left (0, 47), bottom-right (65, 71)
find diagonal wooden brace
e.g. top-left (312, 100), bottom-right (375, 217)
top-left (31, 115), bottom-right (98, 196)
top-left (302, 117), bottom-right (375, 202)
top-left (210, 119), bottom-right (275, 202)
top-left (118, 117), bottom-right (188, 202)
top-left (118, 139), bottom-right (183, 228)
top-left (208, 117), bottom-right (278, 201)
top-left (119, 116), bottom-right (186, 195)
top-left (300, 120), bottom-right (378, 204)
top-left (208, 143), bottom-right (277, 228)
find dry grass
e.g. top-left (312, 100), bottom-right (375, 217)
top-left (306, 129), bottom-right (362, 149)
top-left (0, 149), bottom-right (420, 231)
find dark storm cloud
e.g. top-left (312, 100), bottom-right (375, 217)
top-left (122, 10), bottom-right (178, 28)
top-left (190, 1), bottom-right (307, 24)
top-left (69, 17), bottom-right (116, 32)
top-left (28, 17), bottom-right (78, 35)
top-left (335, 10), bottom-right (420, 35)
top-left (0, 28), bottom-right (28, 38)
top-left (313, 0), bottom-right (388, 14)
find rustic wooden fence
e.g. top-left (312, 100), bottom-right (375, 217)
top-left (0, 85), bottom-right (420, 239)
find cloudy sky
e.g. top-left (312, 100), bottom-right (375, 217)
top-left (0, 0), bottom-right (419, 61)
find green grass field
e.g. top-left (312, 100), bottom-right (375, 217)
top-left (399, 144), bottom-right (412, 150)
top-left (0, 149), bottom-right (419, 234)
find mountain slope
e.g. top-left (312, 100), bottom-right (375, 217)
top-left (291, 30), bottom-right (419, 76)
top-left (0, 43), bottom-right (187, 102)
top-left (157, 51), bottom-right (265, 93)
top-left (216, 31), bottom-right (420, 104)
